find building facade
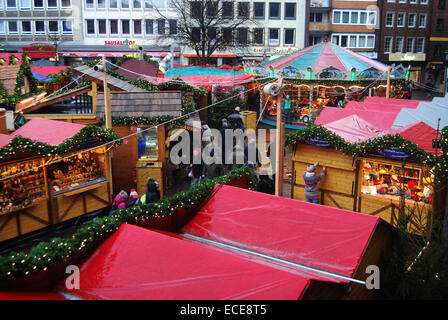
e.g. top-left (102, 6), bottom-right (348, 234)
top-left (377, 0), bottom-right (431, 83)
top-left (427, 0), bottom-right (448, 91)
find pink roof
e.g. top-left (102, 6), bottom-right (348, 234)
top-left (0, 53), bottom-right (22, 65)
top-left (315, 108), bottom-right (399, 131)
top-left (30, 66), bottom-right (70, 77)
top-left (323, 114), bottom-right (384, 143)
top-left (11, 118), bottom-right (85, 146)
top-left (363, 97), bottom-right (422, 107)
top-left (344, 101), bottom-right (418, 113)
top-left (0, 133), bottom-right (11, 148)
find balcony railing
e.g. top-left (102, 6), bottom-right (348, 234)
top-left (309, 22), bottom-right (331, 32)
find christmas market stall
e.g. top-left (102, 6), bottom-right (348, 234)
top-left (255, 41), bottom-right (409, 130)
top-left (288, 121), bottom-right (445, 233)
top-left (0, 118), bottom-right (120, 243)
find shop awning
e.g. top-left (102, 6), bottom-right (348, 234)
top-left (60, 51), bottom-right (177, 58)
top-left (11, 118), bottom-right (85, 146)
top-left (181, 185), bottom-right (382, 279)
top-left (362, 96), bottom-right (423, 107)
top-left (389, 121), bottom-right (440, 155)
top-left (58, 223), bottom-right (311, 300)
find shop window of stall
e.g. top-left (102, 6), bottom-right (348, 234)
top-left (137, 128), bottom-right (159, 160)
top-left (360, 160), bottom-right (432, 205)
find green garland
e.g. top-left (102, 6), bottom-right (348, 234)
top-left (0, 166), bottom-right (257, 283)
top-left (0, 124), bottom-right (122, 161)
top-left (285, 124), bottom-right (447, 182)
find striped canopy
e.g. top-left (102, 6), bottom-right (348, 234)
top-left (262, 41), bottom-right (388, 74)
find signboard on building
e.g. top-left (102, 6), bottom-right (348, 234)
top-left (389, 53), bottom-right (426, 61)
top-left (22, 43), bottom-right (56, 59)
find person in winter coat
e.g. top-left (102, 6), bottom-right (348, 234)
top-left (126, 189), bottom-right (140, 207)
top-left (140, 178), bottom-right (161, 204)
top-left (109, 190), bottom-right (128, 215)
top-left (303, 162), bottom-right (326, 204)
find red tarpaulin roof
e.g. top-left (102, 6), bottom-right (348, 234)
top-left (11, 118), bottom-right (85, 146)
top-left (0, 291), bottom-right (67, 300)
top-left (0, 133), bottom-right (11, 148)
top-left (30, 66), bottom-right (70, 77)
top-left (181, 185), bottom-right (380, 278)
top-left (59, 223), bottom-right (311, 300)
top-left (388, 121), bottom-right (440, 155)
top-left (323, 114), bottom-right (384, 143)
top-left (315, 108), bottom-right (399, 131)
top-left (363, 96), bottom-right (423, 107)
top-left (344, 101), bottom-right (419, 113)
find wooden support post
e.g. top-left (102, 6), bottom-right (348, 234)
top-left (101, 55), bottom-right (113, 197)
top-left (275, 76), bottom-right (284, 196)
top-left (386, 67), bottom-right (391, 99)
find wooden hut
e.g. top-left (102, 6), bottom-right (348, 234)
top-left (0, 118), bottom-right (118, 244)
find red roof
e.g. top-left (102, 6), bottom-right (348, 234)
top-left (389, 121), bottom-right (440, 155)
top-left (362, 97), bottom-right (422, 107)
top-left (0, 53), bottom-right (22, 65)
top-left (30, 66), bottom-right (70, 77)
top-left (323, 114), bottom-right (384, 143)
top-left (58, 223), bottom-right (311, 300)
top-left (344, 100), bottom-right (419, 113)
top-left (0, 133), bottom-right (11, 148)
top-left (11, 118), bottom-right (85, 146)
top-left (181, 185), bottom-right (381, 278)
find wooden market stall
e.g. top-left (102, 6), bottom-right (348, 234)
top-left (291, 122), bottom-right (443, 232)
top-left (0, 118), bottom-right (118, 244)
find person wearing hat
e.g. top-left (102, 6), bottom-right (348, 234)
top-left (140, 178), bottom-right (161, 204)
top-left (126, 189), bottom-right (140, 207)
top-left (303, 162), bottom-right (326, 204)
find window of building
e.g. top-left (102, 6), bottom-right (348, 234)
top-left (416, 37), bottom-right (425, 53)
top-left (192, 27), bottom-right (201, 42)
top-left (20, 0), bottom-right (31, 9)
top-left (398, 0), bottom-right (406, 3)
top-left (157, 19), bottom-right (165, 34)
top-left (384, 36), bottom-right (393, 53)
top-left (206, 1), bottom-right (217, 17)
top-left (237, 28), bottom-right (248, 44)
top-left (47, 0), bottom-right (57, 9)
top-left (408, 13), bottom-right (416, 27)
top-left (253, 28), bottom-right (264, 44)
top-left (8, 20), bottom-right (18, 33)
top-left (155, 0), bottom-right (164, 8)
top-left (349, 35), bottom-right (357, 47)
top-left (269, 3), bottom-right (280, 19)
top-left (86, 0), bottom-right (93, 8)
top-left (419, 14), bottom-right (427, 28)
top-left (33, 0), bottom-right (44, 9)
top-left (35, 20), bottom-right (45, 33)
top-left (439, 0), bottom-right (446, 9)
top-left (134, 0), bottom-right (141, 8)
top-left (98, 19), bottom-right (106, 34)
top-left (191, 1), bottom-right (201, 18)
top-left (169, 20), bottom-right (177, 34)
top-left (238, 2), bottom-right (249, 18)
top-left (122, 19), bottom-right (130, 34)
top-left (0, 1), bottom-right (3, 9)
top-left (223, 28), bottom-right (233, 42)
top-left (386, 12), bottom-right (394, 27)
top-left (134, 20), bottom-right (142, 34)
top-left (222, 1), bottom-right (233, 18)
top-left (110, 0), bottom-right (118, 8)
top-left (395, 37), bottom-right (404, 52)
top-left (254, 2), bottom-right (264, 19)
top-left (284, 28), bottom-right (294, 45)
top-left (61, 0), bottom-right (70, 8)
top-left (436, 19), bottom-right (444, 32)
top-left (168, 0), bottom-right (175, 8)
top-left (97, 0), bottom-right (106, 8)
top-left (62, 20), bottom-right (72, 34)
top-left (397, 13), bottom-right (405, 27)
top-left (21, 21), bottom-right (31, 34)
top-left (269, 28), bottom-right (279, 45)
top-left (0, 22), bottom-right (5, 34)
top-left (207, 27), bottom-right (217, 39)
top-left (7, 0), bottom-right (17, 9)
top-left (284, 3), bottom-right (295, 19)
top-left (409, 0), bottom-right (417, 3)
top-left (145, 19), bottom-right (153, 34)
top-left (332, 34), bottom-right (375, 48)
top-left (420, 0), bottom-right (428, 4)
top-left (434, 45), bottom-right (442, 57)
top-left (406, 37), bottom-right (415, 52)
top-left (144, 0), bottom-right (152, 8)
top-left (310, 12), bottom-right (323, 22)
top-left (387, 0), bottom-right (395, 2)
top-left (48, 20), bottom-right (58, 33)
top-left (110, 20), bottom-right (118, 34)
top-left (121, 0), bottom-right (129, 8)
top-left (333, 10), bottom-right (376, 25)
top-left (358, 35), bottom-right (365, 48)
